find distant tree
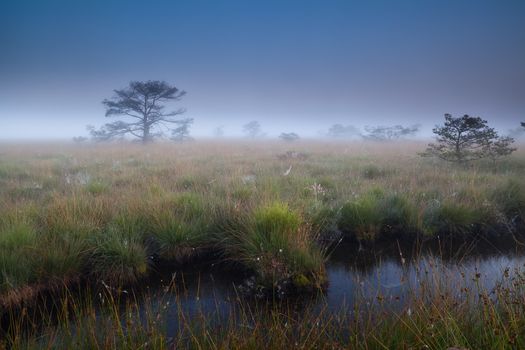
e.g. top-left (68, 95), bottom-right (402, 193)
top-left (89, 80), bottom-right (187, 143)
top-left (170, 118), bottom-right (194, 142)
top-left (327, 124), bottom-right (360, 139)
top-left (522, 122), bottom-right (525, 128)
top-left (72, 136), bottom-right (88, 143)
top-left (486, 136), bottom-right (517, 163)
top-left (279, 132), bottom-right (300, 142)
top-left (424, 114), bottom-right (515, 163)
top-left (363, 124), bottom-right (419, 140)
top-left (214, 125), bottom-right (224, 137)
top-left (243, 121), bottom-right (262, 138)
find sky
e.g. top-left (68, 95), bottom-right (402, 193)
top-left (1, 0), bottom-right (524, 140)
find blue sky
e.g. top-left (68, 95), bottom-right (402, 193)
top-left (1, 0), bottom-right (524, 139)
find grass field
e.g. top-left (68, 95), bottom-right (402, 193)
top-left (0, 140), bottom-right (524, 308)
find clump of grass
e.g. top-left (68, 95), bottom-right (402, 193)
top-left (220, 202), bottom-right (326, 291)
top-left (338, 190), bottom-right (418, 241)
top-left (175, 175), bottom-right (210, 191)
top-left (146, 193), bottom-right (210, 263)
top-left (338, 192), bottom-right (383, 240)
top-left (231, 186), bottom-right (253, 202)
top-left (42, 196), bottom-right (113, 238)
top-left (85, 180), bottom-right (109, 195)
top-left (305, 203), bottom-right (338, 237)
top-left (379, 193), bottom-right (419, 237)
top-left (423, 201), bottom-right (483, 236)
top-left (87, 229), bottom-right (150, 285)
top-left (362, 164), bottom-right (385, 179)
top-left (491, 178), bottom-right (525, 228)
top-left (39, 231), bottom-right (92, 285)
top-left (0, 220), bottom-right (38, 293)
top-left (8, 186), bottom-right (44, 200)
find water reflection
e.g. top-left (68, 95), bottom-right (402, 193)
top-left (142, 238), bottom-right (525, 332)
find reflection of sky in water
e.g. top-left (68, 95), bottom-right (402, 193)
top-left (120, 243), bottom-right (525, 334)
top-left (324, 252), bottom-right (525, 314)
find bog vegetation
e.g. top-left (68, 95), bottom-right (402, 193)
top-left (1, 140), bottom-right (524, 301)
top-left (0, 139), bottom-right (524, 349)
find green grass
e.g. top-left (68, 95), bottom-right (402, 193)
top-left (0, 140), bottom-right (523, 305)
top-left (0, 220), bottom-right (38, 293)
top-left (219, 202), bottom-right (326, 290)
top-left (146, 193), bottom-right (210, 262)
top-left (338, 190), bottom-right (418, 240)
top-left (491, 178), bottom-right (525, 226)
top-left (422, 201), bottom-right (485, 236)
top-left (87, 228), bottom-right (150, 284)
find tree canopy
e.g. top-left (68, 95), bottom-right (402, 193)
top-left (243, 121), bottom-right (262, 138)
top-left (327, 124), bottom-right (360, 139)
top-left (279, 132), bottom-right (300, 142)
top-left (424, 114), bottom-right (515, 163)
top-left (363, 124), bottom-right (419, 141)
top-left (89, 80), bottom-right (187, 143)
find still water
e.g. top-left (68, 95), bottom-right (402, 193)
top-left (136, 239), bottom-right (525, 333)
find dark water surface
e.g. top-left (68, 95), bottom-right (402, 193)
top-left (4, 238), bottom-right (525, 341)
top-left (135, 239), bottom-right (525, 334)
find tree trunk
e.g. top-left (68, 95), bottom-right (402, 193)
top-left (143, 124), bottom-right (151, 144)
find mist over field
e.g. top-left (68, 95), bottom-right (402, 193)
top-left (2, 0), bottom-right (524, 140)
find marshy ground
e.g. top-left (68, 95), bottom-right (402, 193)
top-left (0, 140), bottom-right (524, 349)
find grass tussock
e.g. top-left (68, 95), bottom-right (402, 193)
top-left (219, 202), bottom-right (326, 291)
top-left (146, 193), bottom-right (210, 263)
top-left (491, 178), bottom-right (525, 228)
top-left (87, 229), bottom-right (150, 284)
top-left (338, 190), bottom-right (418, 241)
